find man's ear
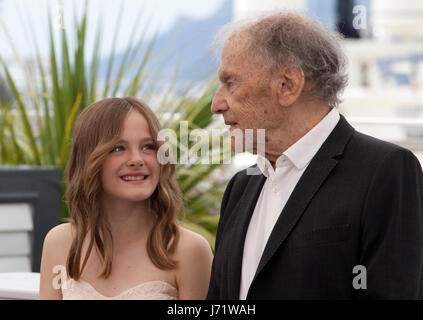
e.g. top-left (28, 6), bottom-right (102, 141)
top-left (274, 67), bottom-right (305, 107)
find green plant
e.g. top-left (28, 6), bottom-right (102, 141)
top-left (0, 2), bottom-right (228, 250)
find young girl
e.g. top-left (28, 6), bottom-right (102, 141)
top-left (39, 97), bottom-right (213, 300)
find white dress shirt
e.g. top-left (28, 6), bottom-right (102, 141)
top-left (239, 108), bottom-right (341, 299)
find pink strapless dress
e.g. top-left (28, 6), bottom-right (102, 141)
top-left (61, 279), bottom-right (178, 300)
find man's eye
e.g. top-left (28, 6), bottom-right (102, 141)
top-left (226, 81), bottom-right (236, 90)
top-left (112, 146), bottom-right (125, 152)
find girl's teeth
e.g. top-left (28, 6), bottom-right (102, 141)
top-left (122, 176), bottom-right (145, 181)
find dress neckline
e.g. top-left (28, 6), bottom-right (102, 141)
top-left (66, 278), bottom-right (178, 299)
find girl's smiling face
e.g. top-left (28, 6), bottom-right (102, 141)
top-left (101, 110), bottom-right (160, 204)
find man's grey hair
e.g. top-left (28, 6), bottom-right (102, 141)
top-left (214, 12), bottom-right (348, 108)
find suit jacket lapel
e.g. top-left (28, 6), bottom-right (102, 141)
top-left (252, 115), bottom-right (355, 287)
top-left (227, 171), bottom-right (266, 299)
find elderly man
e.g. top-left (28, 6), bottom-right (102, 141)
top-left (207, 12), bottom-right (423, 300)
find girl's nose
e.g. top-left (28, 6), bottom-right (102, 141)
top-left (126, 153), bottom-right (145, 167)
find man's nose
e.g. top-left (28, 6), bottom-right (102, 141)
top-left (211, 88), bottom-right (229, 114)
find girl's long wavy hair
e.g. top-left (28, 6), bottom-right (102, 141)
top-left (65, 97), bottom-right (182, 280)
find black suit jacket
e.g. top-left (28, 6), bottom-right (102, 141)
top-left (207, 116), bottom-right (423, 299)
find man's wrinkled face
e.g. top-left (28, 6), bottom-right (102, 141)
top-left (211, 32), bottom-right (281, 151)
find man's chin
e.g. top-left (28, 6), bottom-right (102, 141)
top-left (230, 138), bottom-right (260, 155)
top-left (230, 131), bottom-right (265, 153)
top-left (229, 124), bottom-right (240, 132)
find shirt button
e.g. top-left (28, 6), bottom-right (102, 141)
top-left (272, 185), bottom-right (279, 193)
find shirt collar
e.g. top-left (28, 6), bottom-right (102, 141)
top-left (256, 155), bottom-right (271, 177)
top-left (257, 107), bottom-right (340, 176)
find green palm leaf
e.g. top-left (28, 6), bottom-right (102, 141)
top-left (0, 2), bottom-right (229, 250)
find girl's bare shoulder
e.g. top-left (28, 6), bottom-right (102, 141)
top-left (174, 225), bottom-right (213, 261)
top-left (172, 225), bottom-right (213, 298)
top-left (42, 222), bottom-right (74, 263)
top-left (44, 222), bottom-right (74, 243)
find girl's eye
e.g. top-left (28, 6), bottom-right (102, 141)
top-left (112, 146), bottom-right (125, 153)
top-left (142, 144), bottom-right (156, 151)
